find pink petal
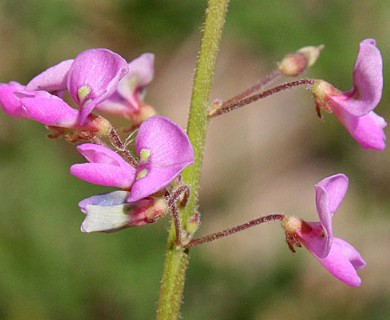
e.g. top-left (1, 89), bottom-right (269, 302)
top-left (71, 144), bottom-right (136, 189)
top-left (297, 221), bottom-right (328, 258)
top-left (95, 96), bottom-right (134, 117)
top-left (335, 108), bottom-right (386, 150)
top-left (0, 82), bottom-right (29, 118)
top-left (70, 163), bottom-right (134, 189)
top-left (67, 48), bottom-right (129, 124)
top-left (313, 174), bottom-right (348, 257)
top-left (19, 90), bottom-right (80, 127)
top-left (316, 238), bottom-right (366, 287)
top-left (26, 59), bottom-right (74, 95)
top-left (117, 53), bottom-right (155, 109)
top-left (129, 165), bottom-right (188, 202)
top-left (76, 143), bottom-right (133, 170)
top-left (128, 116), bottom-right (194, 202)
top-left (330, 39), bottom-right (383, 116)
top-left (315, 174), bottom-right (349, 214)
top-left (135, 116), bottom-right (194, 168)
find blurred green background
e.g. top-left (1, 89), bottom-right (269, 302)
top-left (1, 0), bottom-right (390, 319)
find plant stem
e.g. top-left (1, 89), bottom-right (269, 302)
top-left (156, 1), bottom-right (229, 319)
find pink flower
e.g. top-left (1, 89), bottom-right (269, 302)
top-left (71, 115), bottom-right (194, 202)
top-left (78, 191), bottom-right (168, 233)
top-left (96, 53), bottom-right (155, 119)
top-left (26, 48), bottom-right (129, 124)
top-left (312, 39), bottom-right (386, 150)
top-left (1, 48), bottom-right (128, 130)
top-left (283, 174), bottom-right (366, 286)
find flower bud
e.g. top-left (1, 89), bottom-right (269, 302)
top-left (87, 114), bottom-right (113, 137)
top-left (186, 211), bottom-right (201, 235)
top-left (278, 45), bottom-right (324, 77)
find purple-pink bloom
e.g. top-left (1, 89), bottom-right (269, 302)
top-left (128, 115), bottom-right (194, 202)
top-left (330, 39), bottom-right (383, 116)
top-left (26, 48), bottom-right (129, 125)
top-left (283, 174), bottom-right (366, 286)
top-left (71, 115), bottom-right (194, 202)
top-left (312, 39), bottom-right (386, 150)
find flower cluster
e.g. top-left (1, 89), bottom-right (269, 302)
top-left (1, 39), bottom-right (384, 288)
top-left (0, 49), bottom-right (194, 232)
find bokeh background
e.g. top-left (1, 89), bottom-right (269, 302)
top-left (1, 1), bottom-right (390, 319)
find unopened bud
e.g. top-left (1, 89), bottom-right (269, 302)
top-left (298, 45), bottom-right (324, 67)
top-left (88, 114), bottom-right (112, 137)
top-left (144, 197), bottom-right (169, 223)
top-left (279, 45), bottom-right (324, 77)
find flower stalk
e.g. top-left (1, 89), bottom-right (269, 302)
top-left (209, 79), bottom-right (315, 118)
top-left (156, 0), bottom-right (229, 319)
top-left (185, 214), bottom-right (285, 249)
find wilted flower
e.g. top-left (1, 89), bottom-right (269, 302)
top-left (79, 191), bottom-right (168, 233)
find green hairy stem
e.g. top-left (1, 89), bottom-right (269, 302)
top-left (156, 1), bottom-right (229, 319)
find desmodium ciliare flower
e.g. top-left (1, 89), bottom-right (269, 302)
top-left (312, 39), bottom-right (386, 150)
top-left (282, 174), bottom-right (366, 286)
top-left (71, 115), bottom-right (194, 202)
top-left (1, 48), bottom-right (128, 130)
top-left (26, 48), bottom-right (129, 125)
